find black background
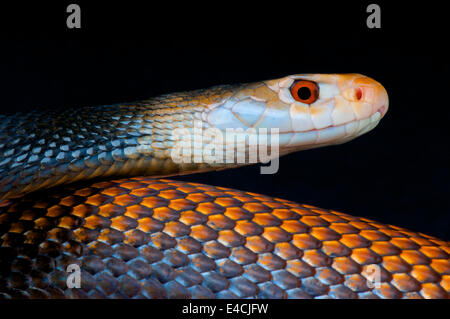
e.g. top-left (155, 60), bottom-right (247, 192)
top-left (0, 1), bottom-right (448, 241)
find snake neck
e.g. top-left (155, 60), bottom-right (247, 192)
top-left (0, 84), bottom-right (249, 200)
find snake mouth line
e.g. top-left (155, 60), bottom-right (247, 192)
top-left (274, 110), bottom-right (383, 148)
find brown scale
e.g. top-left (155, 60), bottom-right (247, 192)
top-left (0, 177), bottom-right (448, 299)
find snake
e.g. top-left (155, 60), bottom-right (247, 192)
top-left (0, 73), bottom-right (448, 299)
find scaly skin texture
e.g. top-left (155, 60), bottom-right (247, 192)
top-left (0, 74), bottom-right (448, 299)
top-left (0, 178), bottom-right (448, 299)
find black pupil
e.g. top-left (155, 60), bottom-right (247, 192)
top-left (297, 86), bottom-right (311, 100)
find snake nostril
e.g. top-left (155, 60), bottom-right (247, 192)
top-left (355, 87), bottom-right (363, 101)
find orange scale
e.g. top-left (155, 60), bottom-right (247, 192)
top-left (158, 189), bottom-right (185, 200)
top-left (344, 274), bottom-right (370, 293)
top-left (271, 209), bottom-right (300, 220)
top-left (204, 191), bottom-right (228, 198)
top-left (280, 220), bottom-right (309, 234)
top-left (348, 221), bottom-right (378, 231)
top-left (129, 187), bottom-right (158, 198)
top-left (224, 207), bottom-right (253, 221)
top-left (213, 197), bottom-right (242, 208)
top-left (73, 228), bottom-right (99, 243)
top-left (168, 198), bottom-right (196, 211)
top-left (59, 195), bottom-right (85, 207)
top-left (291, 207), bottom-right (318, 217)
top-left (429, 259), bottom-right (450, 275)
top-left (420, 282), bottom-right (448, 299)
top-left (179, 210), bottom-right (207, 226)
top-left (152, 207), bottom-right (179, 222)
top-left (190, 224), bottom-right (218, 242)
top-left (409, 236), bottom-right (434, 247)
top-left (136, 217), bottom-right (164, 233)
top-left (235, 220), bottom-right (263, 237)
top-left (292, 233), bottom-right (322, 250)
top-left (321, 240), bottom-right (352, 258)
top-left (390, 237), bottom-right (420, 250)
top-left (285, 259), bottom-right (314, 278)
top-left (233, 196), bottom-right (258, 203)
top-left (207, 214), bottom-right (235, 231)
top-left (350, 248), bottom-right (382, 265)
top-left (74, 188), bottom-right (96, 197)
top-left (372, 282), bottom-right (402, 299)
top-left (319, 214), bottom-right (349, 224)
top-left (124, 205), bottom-right (153, 219)
top-left (196, 202), bottom-right (225, 215)
top-left (58, 215), bottom-right (82, 230)
top-left (329, 223), bottom-right (359, 235)
top-left (252, 213), bottom-right (282, 227)
top-left (440, 245), bottom-right (450, 255)
top-left (273, 242), bottom-right (301, 260)
top-left (242, 203), bottom-right (271, 213)
top-left (262, 226), bottom-right (292, 243)
top-left (382, 255), bottom-right (412, 273)
top-left (429, 238), bottom-right (448, 247)
top-left (171, 186), bottom-right (198, 194)
top-left (310, 227), bottom-right (341, 241)
top-left (141, 197), bottom-right (170, 209)
top-left (146, 183), bottom-right (173, 191)
top-left (377, 228), bottom-right (408, 238)
top-left (98, 203), bottom-right (125, 218)
top-left (118, 182), bottom-right (147, 190)
top-left (46, 205), bottom-right (69, 218)
top-left (72, 204), bottom-right (98, 218)
top-left (440, 275), bottom-right (449, 292)
top-left (391, 273), bottom-right (421, 292)
top-left (260, 201), bottom-right (287, 209)
top-left (110, 215), bottom-right (138, 232)
top-left (176, 237), bottom-right (202, 255)
top-left (91, 181), bottom-right (115, 189)
top-left (245, 235), bottom-right (274, 254)
top-left (217, 230), bottom-right (245, 248)
top-left (84, 215), bottom-right (111, 230)
top-left (112, 194), bottom-right (141, 207)
top-left (100, 187), bottom-right (128, 197)
top-left (162, 221), bottom-right (191, 238)
top-left (359, 229), bottom-right (391, 242)
top-left (85, 194), bottom-right (111, 206)
top-left (230, 246), bottom-right (257, 265)
top-left (98, 228), bottom-right (125, 245)
top-left (300, 215), bottom-right (329, 227)
top-left (302, 250), bottom-right (332, 268)
top-left (410, 265), bottom-right (441, 283)
top-left (400, 250), bottom-right (431, 266)
top-left (419, 246), bottom-right (448, 259)
top-left (340, 234), bottom-right (370, 249)
top-left (257, 253), bottom-right (286, 271)
top-left (185, 193), bottom-right (214, 203)
top-left (369, 241), bottom-right (401, 256)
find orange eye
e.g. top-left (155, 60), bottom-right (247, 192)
top-left (290, 80), bottom-right (319, 104)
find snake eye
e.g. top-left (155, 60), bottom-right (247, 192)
top-left (290, 80), bottom-right (319, 104)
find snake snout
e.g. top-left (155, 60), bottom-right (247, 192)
top-left (351, 75), bottom-right (389, 119)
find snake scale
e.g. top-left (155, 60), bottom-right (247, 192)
top-left (0, 74), bottom-right (448, 299)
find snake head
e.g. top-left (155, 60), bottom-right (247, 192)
top-left (205, 73), bottom-right (389, 153)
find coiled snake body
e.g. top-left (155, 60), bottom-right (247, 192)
top-left (0, 74), bottom-right (448, 299)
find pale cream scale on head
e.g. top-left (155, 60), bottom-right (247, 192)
top-left (205, 73), bottom-right (388, 153)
